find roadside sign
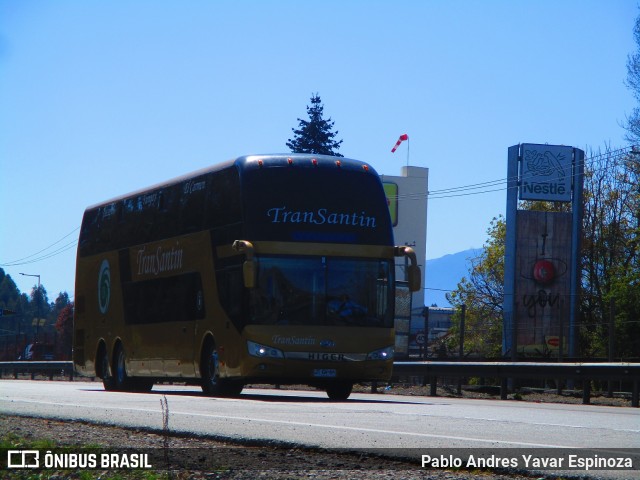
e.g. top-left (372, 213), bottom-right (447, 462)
top-left (546, 336), bottom-right (560, 348)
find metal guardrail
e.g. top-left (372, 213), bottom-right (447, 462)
top-left (0, 361), bottom-right (74, 381)
top-left (392, 361), bottom-right (640, 407)
top-left (1, 360), bottom-right (638, 407)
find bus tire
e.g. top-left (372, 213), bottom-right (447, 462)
top-left (100, 344), bottom-right (116, 391)
top-left (113, 343), bottom-right (132, 391)
top-left (201, 341), bottom-right (243, 397)
top-left (326, 382), bottom-right (353, 401)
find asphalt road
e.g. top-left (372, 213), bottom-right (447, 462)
top-left (1, 380), bottom-right (638, 477)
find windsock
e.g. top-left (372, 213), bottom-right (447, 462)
top-left (391, 134), bottom-right (409, 153)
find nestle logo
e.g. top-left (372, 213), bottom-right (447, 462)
top-left (521, 181), bottom-right (567, 196)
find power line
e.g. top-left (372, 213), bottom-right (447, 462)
top-left (427, 145), bottom-right (635, 199)
top-left (2, 146), bottom-right (637, 268)
top-left (1, 240), bottom-right (79, 267)
top-left (0, 227), bottom-right (79, 267)
top-left (387, 145), bottom-right (636, 201)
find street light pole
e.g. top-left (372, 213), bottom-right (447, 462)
top-left (19, 273), bottom-right (42, 349)
top-left (19, 272), bottom-right (40, 289)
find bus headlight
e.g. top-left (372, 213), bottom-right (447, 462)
top-left (367, 346), bottom-right (394, 361)
top-left (247, 341), bottom-right (284, 359)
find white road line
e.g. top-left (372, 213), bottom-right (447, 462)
top-left (0, 396), bottom-right (616, 448)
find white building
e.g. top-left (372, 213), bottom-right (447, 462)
top-left (380, 166), bottom-right (429, 355)
top-left (380, 165), bottom-right (428, 308)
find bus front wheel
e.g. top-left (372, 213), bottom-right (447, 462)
top-left (326, 382), bottom-right (353, 401)
top-left (113, 343), bottom-right (132, 391)
top-left (201, 341), bottom-right (242, 397)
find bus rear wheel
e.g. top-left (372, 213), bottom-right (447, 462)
top-left (201, 341), bottom-right (243, 397)
top-left (100, 345), bottom-right (116, 391)
top-left (326, 382), bottom-right (353, 401)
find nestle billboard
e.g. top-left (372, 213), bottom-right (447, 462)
top-left (519, 144), bottom-right (573, 202)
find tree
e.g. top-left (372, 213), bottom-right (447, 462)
top-left (55, 303), bottom-right (74, 360)
top-left (25, 284), bottom-right (50, 345)
top-left (27, 284), bottom-right (49, 321)
top-left (0, 268), bottom-right (22, 313)
top-left (50, 292), bottom-right (71, 324)
top-left (446, 216), bottom-right (505, 358)
top-left (0, 269), bottom-right (23, 360)
top-left (625, 11), bottom-right (640, 144)
top-left (580, 147), bottom-right (640, 358)
top-left (286, 94), bottom-right (344, 157)
top-left (448, 147), bottom-right (640, 359)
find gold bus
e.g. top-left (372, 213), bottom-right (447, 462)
top-left (73, 154), bottom-right (420, 400)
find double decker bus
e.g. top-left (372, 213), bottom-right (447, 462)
top-left (73, 154), bottom-right (420, 400)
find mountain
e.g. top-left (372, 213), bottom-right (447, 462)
top-left (423, 248), bottom-right (482, 307)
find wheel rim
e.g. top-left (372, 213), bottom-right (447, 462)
top-left (102, 350), bottom-right (111, 380)
top-left (208, 349), bottom-right (219, 387)
top-left (116, 348), bottom-right (126, 384)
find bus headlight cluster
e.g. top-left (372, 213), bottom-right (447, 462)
top-left (247, 341), bottom-right (284, 359)
top-left (366, 346), bottom-right (394, 361)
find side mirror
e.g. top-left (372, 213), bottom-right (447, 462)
top-left (232, 240), bottom-right (257, 289)
top-left (394, 246), bottom-right (422, 292)
top-left (242, 259), bottom-right (257, 289)
top-left (407, 264), bottom-right (421, 292)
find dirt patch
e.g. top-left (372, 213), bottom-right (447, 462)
top-left (0, 415), bottom-right (543, 480)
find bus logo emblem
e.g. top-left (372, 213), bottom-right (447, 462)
top-left (98, 259), bottom-right (111, 314)
top-left (320, 339), bottom-right (336, 348)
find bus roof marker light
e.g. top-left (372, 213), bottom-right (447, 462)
top-left (362, 164), bottom-right (369, 172)
top-left (287, 157), bottom-right (293, 165)
top-left (258, 159), bottom-right (263, 168)
top-left (312, 158), bottom-right (318, 166)
top-left (335, 160), bottom-right (341, 168)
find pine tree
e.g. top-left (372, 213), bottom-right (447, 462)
top-left (286, 94), bottom-right (344, 157)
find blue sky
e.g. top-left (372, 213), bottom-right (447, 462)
top-left (0, 0), bottom-right (636, 300)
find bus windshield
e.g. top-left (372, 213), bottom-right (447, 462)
top-left (241, 163), bottom-right (393, 246)
top-left (249, 256), bottom-right (393, 328)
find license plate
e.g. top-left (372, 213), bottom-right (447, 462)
top-left (313, 369), bottom-right (337, 378)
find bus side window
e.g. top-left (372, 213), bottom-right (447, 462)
top-left (180, 178), bottom-right (207, 234)
top-left (152, 186), bottom-right (179, 240)
top-left (216, 262), bottom-right (246, 330)
top-left (206, 167), bottom-right (242, 230)
top-left (98, 204), bottom-right (117, 252)
top-left (79, 208), bottom-right (100, 256)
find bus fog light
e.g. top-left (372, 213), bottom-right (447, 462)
top-left (248, 341), bottom-right (284, 359)
top-left (367, 346), bottom-right (394, 361)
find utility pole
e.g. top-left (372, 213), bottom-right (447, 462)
top-left (457, 304), bottom-right (466, 394)
top-left (608, 298), bottom-right (616, 397)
